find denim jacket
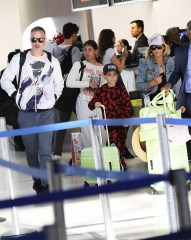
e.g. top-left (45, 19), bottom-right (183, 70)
top-left (136, 55), bottom-right (174, 95)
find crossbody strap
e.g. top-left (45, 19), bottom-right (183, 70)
top-left (79, 61), bottom-right (86, 81)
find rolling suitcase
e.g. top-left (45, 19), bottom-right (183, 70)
top-left (139, 90), bottom-right (190, 193)
top-left (81, 104), bottom-right (121, 186)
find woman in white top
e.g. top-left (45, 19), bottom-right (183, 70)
top-left (67, 40), bottom-right (106, 148)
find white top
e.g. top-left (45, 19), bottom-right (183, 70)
top-left (1, 52), bottom-right (63, 111)
top-left (102, 48), bottom-right (115, 65)
top-left (66, 60), bottom-right (106, 102)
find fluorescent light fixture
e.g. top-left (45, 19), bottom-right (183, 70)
top-left (114, 0), bottom-right (151, 5)
top-left (71, 0), bottom-right (109, 12)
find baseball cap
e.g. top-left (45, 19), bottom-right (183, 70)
top-left (148, 33), bottom-right (165, 47)
top-left (103, 64), bottom-right (119, 74)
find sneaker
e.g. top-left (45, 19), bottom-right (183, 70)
top-left (52, 155), bottom-right (62, 160)
top-left (124, 149), bottom-right (135, 159)
top-left (41, 184), bottom-right (49, 193)
top-left (33, 180), bottom-right (43, 194)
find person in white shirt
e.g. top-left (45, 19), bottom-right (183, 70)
top-left (67, 40), bottom-right (106, 148)
top-left (1, 26), bottom-right (63, 194)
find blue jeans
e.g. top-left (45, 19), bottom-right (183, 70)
top-left (17, 109), bottom-right (54, 184)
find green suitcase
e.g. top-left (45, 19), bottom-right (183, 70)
top-left (81, 105), bottom-right (121, 185)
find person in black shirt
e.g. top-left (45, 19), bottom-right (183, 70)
top-left (130, 20), bottom-right (148, 64)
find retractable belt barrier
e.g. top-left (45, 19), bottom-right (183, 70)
top-left (0, 116), bottom-right (191, 240)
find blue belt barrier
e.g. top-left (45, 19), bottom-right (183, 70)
top-left (165, 117), bottom-right (191, 126)
top-left (56, 163), bottom-right (149, 180)
top-left (0, 117), bottom-right (189, 138)
top-left (0, 119), bottom-right (91, 138)
top-left (93, 117), bottom-right (156, 126)
top-left (0, 173), bottom-right (168, 210)
top-left (0, 158), bottom-right (162, 182)
top-left (142, 227), bottom-right (191, 240)
top-left (0, 159), bottom-right (48, 181)
top-left (3, 232), bottom-right (43, 240)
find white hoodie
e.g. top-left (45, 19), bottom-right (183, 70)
top-left (0, 51), bottom-right (64, 111)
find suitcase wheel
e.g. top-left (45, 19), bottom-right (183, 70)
top-left (150, 187), bottom-right (157, 195)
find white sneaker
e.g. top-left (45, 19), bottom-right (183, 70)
top-left (52, 154), bottom-right (66, 164)
top-left (52, 155), bottom-right (62, 160)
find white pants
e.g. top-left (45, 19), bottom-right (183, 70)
top-left (76, 96), bottom-right (106, 148)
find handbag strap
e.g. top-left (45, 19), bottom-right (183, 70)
top-left (146, 90), bottom-right (176, 114)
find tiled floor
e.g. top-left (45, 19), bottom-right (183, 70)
top-left (0, 137), bottom-right (190, 240)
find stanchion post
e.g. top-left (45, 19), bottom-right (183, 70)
top-left (169, 169), bottom-right (191, 230)
top-left (0, 117), bottom-right (20, 234)
top-left (43, 224), bottom-right (59, 240)
top-left (156, 114), bottom-right (179, 232)
top-left (89, 120), bottom-right (116, 240)
top-left (47, 160), bottom-right (67, 240)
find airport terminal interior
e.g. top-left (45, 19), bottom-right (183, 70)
top-left (1, 0), bottom-right (191, 239)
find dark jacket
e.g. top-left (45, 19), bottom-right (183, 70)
top-left (131, 34), bottom-right (148, 64)
top-left (168, 43), bottom-right (190, 109)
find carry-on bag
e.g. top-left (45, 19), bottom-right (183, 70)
top-left (81, 104), bottom-right (121, 186)
top-left (139, 90), bottom-right (189, 193)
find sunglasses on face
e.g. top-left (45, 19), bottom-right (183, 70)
top-left (31, 37), bottom-right (44, 43)
top-left (150, 45), bottom-right (163, 51)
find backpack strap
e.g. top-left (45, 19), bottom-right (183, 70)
top-left (17, 49), bottom-right (52, 89)
top-left (62, 45), bottom-right (74, 58)
top-left (17, 49), bottom-right (29, 89)
top-left (79, 61), bottom-right (86, 81)
top-left (44, 50), bottom-right (52, 62)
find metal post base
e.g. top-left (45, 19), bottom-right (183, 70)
top-left (0, 218), bottom-right (6, 222)
top-left (1, 229), bottom-right (37, 239)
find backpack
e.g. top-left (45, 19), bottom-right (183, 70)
top-left (0, 50), bottom-right (52, 125)
top-left (55, 45), bottom-right (85, 111)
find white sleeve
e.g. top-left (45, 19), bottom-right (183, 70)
top-left (66, 61), bottom-right (89, 88)
top-left (0, 54), bottom-right (19, 96)
top-left (52, 57), bottom-right (64, 99)
top-left (107, 48), bottom-right (115, 60)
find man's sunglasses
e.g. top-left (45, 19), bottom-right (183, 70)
top-left (150, 45), bottom-right (163, 51)
top-left (31, 37), bottom-right (44, 43)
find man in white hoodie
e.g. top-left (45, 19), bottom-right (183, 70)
top-left (1, 26), bottom-right (63, 194)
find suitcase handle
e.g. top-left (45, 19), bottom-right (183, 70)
top-left (96, 104), bottom-right (110, 146)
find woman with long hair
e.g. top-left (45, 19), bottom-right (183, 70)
top-left (67, 40), bottom-right (106, 148)
top-left (98, 29), bottom-right (128, 72)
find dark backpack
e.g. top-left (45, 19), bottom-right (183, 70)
top-left (55, 46), bottom-right (85, 111)
top-left (60, 46), bottom-right (74, 82)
